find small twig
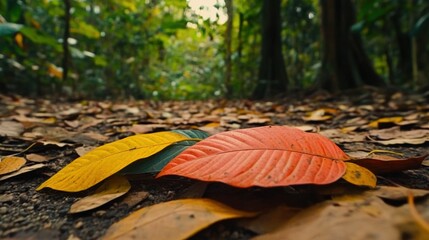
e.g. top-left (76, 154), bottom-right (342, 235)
top-left (408, 190), bottom-right (429, 233)
top-left (368, 149), bottom-right (404, 157)
top-left (1, 142), bottom-right (38, 160)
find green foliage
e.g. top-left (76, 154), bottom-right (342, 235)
top-left (355, 0), bottom-right (429, 86)
top-left (0, 23), bottom-right (22, 36)
top-left (0, 0), bottom-right (427, 99)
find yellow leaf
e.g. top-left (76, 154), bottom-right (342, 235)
top-left (342, 162), bottom-right (377, 188)
top-left (102, 198), bottom-right (257, 240)
top-left (69, 175), bottom-right (131, 213)
top-left (302, 109), bottom-right (332, 122)
top-left (0, 156), bottom-right (26, 175)
top-left (0, 163), bottom-right (45, 181)
top-left (47, 64), bottom-right (63, 79)
top-left (37, 131), bottom-right (190, 192)
top-left (14, 33), bottom-right (24, 49)
top-left (368, 117), bottom-right (403, 128)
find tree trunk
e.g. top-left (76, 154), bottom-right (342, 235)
top-left (62, 0), bottom-right (71, 93)
top-left (319, 0), bottom-right (385, 92)
top-left (252, 0), bottom-right (288, 99)
top-left (224, 0), bottom-right (233, 97)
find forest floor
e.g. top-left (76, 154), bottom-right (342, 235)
top-left (1, 88), bottom-right (429, 240)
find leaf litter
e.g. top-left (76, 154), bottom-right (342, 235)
top-left (0, 90), bottom-right (429, 239)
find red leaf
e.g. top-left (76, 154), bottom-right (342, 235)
top-left (158, 126), bottom-right (348, 188)
top-left (348, 154), bottom-right (428, 174)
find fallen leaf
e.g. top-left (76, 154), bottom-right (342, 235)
top-left (75, 146), bottom-right (96, 156)
top-left (37, 131), bottom-right (191, 192)
top-left (120, 141), bottom-right (199, 174)
top-left (302, 109), bottom-right (332, 122)
top-left (319, 129), bottom-right (366, 143)
top-left (26, 153), bottom-right (50, 162)
top-left (0, 163), bottom-right (45, 181)
top-left (368, 117), bottom-right (403, 128)
top-left (26, 126), bottom-right (76, 142)
top-left (290, 125), bottom-right (318, 132)
top-left (0, 156), bottom-right (26, 175)
top-left (120, 130), bottom-right (209, 174)
top-left (0, 121), bottom-right (24, 137)
top-left (407, 191), bottom-right (429, 233)
top-left (79, 132), bottom-right (109, 142)
top-left (253, 197), bottom-right (401, 240)
top-left (368, 186), bottom-right (429, 200)
top-left (247, 117), bottom-right (271, 125)
top-left (173, 129), bottom-right (210, 139)
top-left (177, 182), bottom-right (209, 199)
top-left (369, 127), bottom-right (429, 140)
top-left (341, 162), bottom-right (377, 188)
top-left (198, 122), bottom-right (224, 135)
top-left (370, 138), bottom-right (428, 145)
top-left (128, 124), bottom-right (169, 134)
top-left (158, 126), bottom-right (348, 188)
top-left (102, 198), bottom-right (257, 240)
top-left (239, 205), bottom-right (300, 234)
top-left (69, 175), bottom-right (131, 213)
top-left (121, 191), bottom-right (150, 208)
top-left (348, 154), bottom-right (427, 174)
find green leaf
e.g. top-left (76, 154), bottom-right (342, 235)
top-left (173, 129), bottom-right (210, 139)
top-left (0, 23), bottom-right (23, 36)
top-left (120, 130), bottom-right (209, 174)
top-left (71, 20), bottom-right (100, 39)
top-left (20, 27), bottom-right (61, 51)
top-left (94, 56), bottom-right (108, 66)
top-left (120, 141), bottom-right (199, 174)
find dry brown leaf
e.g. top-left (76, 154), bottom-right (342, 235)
top-left (128, 124), bottom-right (169, 134)
top-left (239, 206), bottom-right (300, 234)
top-left (25, 126), bottom-right (76, 142)
top-left (247, 117), bottom-right (271, 125)
top-left (198, 122), bottom-right (223, 135)
top-left (120, 191), bottom-right (150, 208)
top-left (75, 146), bottom-right (96, 157)
top-left (26, 153), bottom-right (50, 162)
top-left (369, 127), bottom-right (429, 140)
top-left (368, 186), bottom-right (429, 200)
top-left (0, 163), bottom-right (45, 181)
top-left (0, 156), bottom-right (26, 175)
top-left (290, 125), bottom-right (318, 132)
top-left (79, 132), bottom-right (109, 142)
top-left (69, 175), bottom-right (131, 213)
top-left (254, 196), bottom-right (401, 240)
top-left (177, 182), bottom-right (209, 199)
top-left (371, 138), bottom-right (428, 145)
top-left (102, 198), bottom-right (257, 240)
top-left (348, 154), bottom-right (427, 174)
top-left (0, 121), bottom-right (24, 137)
top-left (302, 109), bottom-right (332, 122)
top-left (64, 120), bottom-right (80, 128)
top-left (319, 129), bottom-right (366, 143)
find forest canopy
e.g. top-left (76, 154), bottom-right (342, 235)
top-left (0, 0), bottom-right (428, 100)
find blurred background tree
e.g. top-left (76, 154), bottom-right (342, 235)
top-left (0, 0), bottom-right (427, 100)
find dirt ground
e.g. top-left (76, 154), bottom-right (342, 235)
top-left (1, 89), bottom-right (428, 239)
